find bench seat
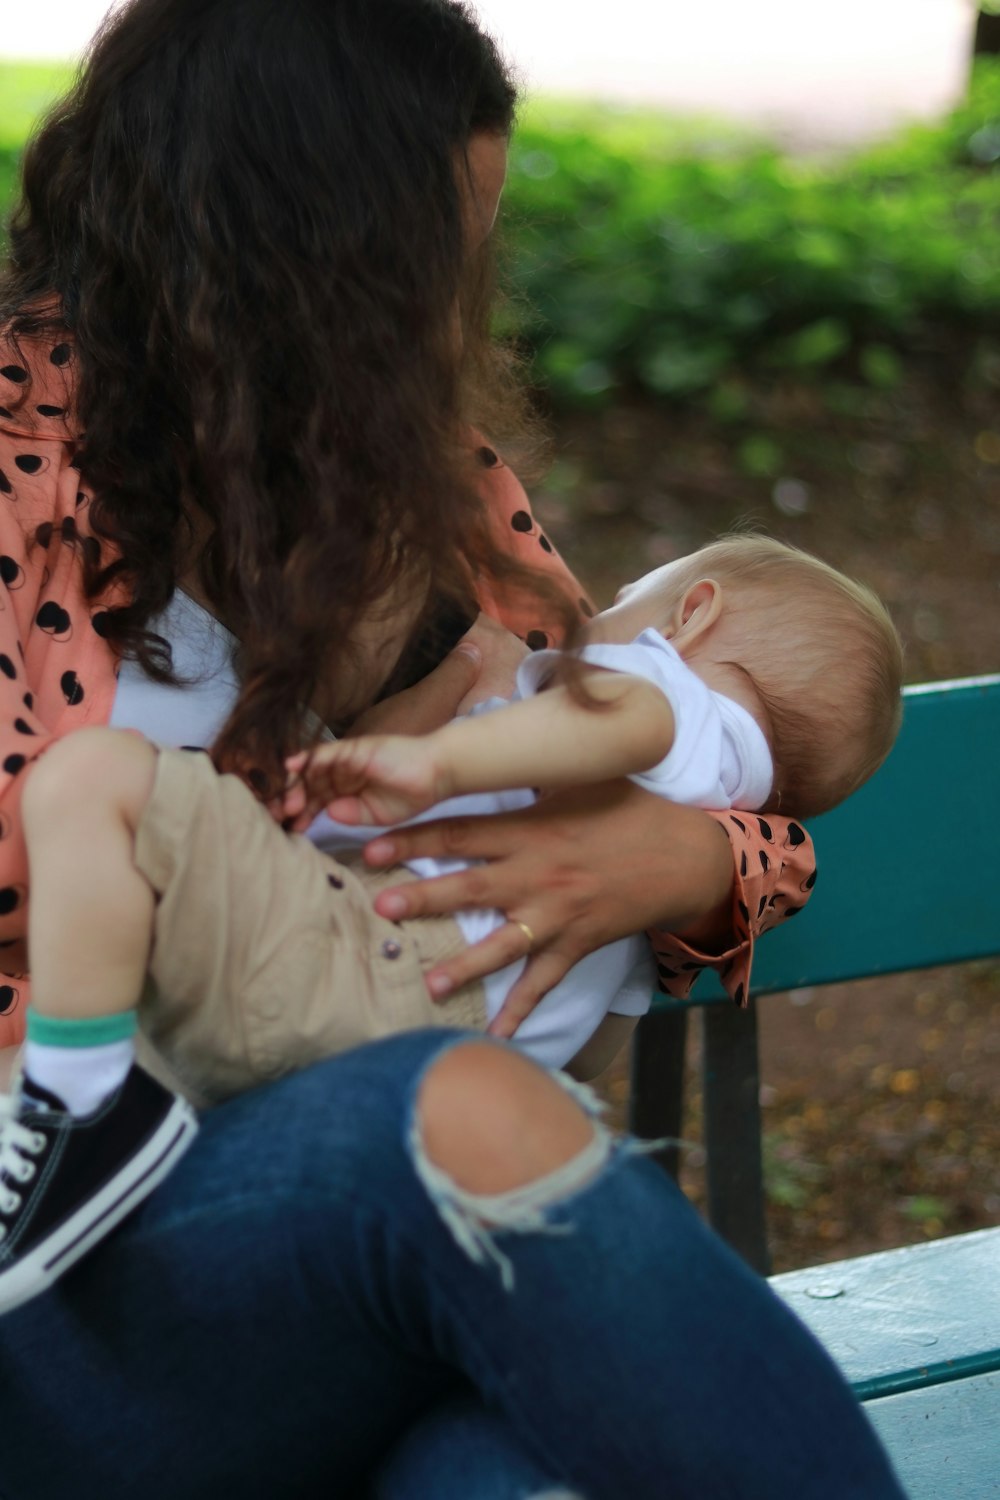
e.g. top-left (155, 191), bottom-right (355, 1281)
top-left (770, 1227), bottom-right (1000, 1498)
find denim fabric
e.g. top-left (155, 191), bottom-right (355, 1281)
top-left (0, 1030), bottom-right (904, 1500)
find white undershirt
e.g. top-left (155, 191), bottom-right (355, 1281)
top-left (110, 591), bottom-right (659, 1068)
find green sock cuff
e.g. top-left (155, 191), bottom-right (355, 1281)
top-left (26, 1010), bottom-right (139, 1048)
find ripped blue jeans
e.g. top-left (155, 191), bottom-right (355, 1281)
top-left (0, 1030), bottom-right (904, 1500)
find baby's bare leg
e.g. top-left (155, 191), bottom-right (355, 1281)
top-left (0, 729), bottom-right (198, 1315)
top-left (21, 727), bottom-right (159, 1021)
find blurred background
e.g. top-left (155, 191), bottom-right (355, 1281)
top-left (2, 1), bottom-right (998, 1269)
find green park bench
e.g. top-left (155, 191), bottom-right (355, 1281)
top-left (628, 673), bottom-right (999, 1498)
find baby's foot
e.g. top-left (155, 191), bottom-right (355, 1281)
top-left (0, 1065), bottom-right (198, 1314)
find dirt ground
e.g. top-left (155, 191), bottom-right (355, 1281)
top-left (529, 354), bottom-right (1000, 1272)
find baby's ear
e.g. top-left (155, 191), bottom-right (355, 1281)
top-left (670, 578), bottom-right (723, 650)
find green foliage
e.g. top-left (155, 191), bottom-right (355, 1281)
top-left (0, 60), bottom-right (73, 150)
top-left (502, 61), bottom-right (1000, 406)
top-left (0, 60), bottom-right (75, 245)
top-left (2, 58), bottom-right (999, 411)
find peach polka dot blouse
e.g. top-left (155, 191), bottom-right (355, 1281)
top-left (0, 326), bottom-right (816, 1048)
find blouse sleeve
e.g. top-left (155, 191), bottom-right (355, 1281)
top-left (0, 332), bottom-right (120, 1045)
top-left (471, 440), bottom-right (817, 1008)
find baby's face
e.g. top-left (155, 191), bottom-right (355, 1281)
top-left (584, 561), bottom-right (687, 647)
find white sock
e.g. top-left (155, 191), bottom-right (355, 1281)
top-left (23, 1038), bottom-right (135, 1117)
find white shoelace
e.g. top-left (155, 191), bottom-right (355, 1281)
top-left (0, 1092), bottom-right (45, 1222)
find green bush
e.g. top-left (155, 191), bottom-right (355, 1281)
top-left (2, 57), bottom-right (999, 410)
top-left (502, 61), bottom-right (1000, 405)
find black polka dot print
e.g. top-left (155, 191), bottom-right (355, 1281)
top-left (327, 873), bottom-right (344, 890)
top-left (61, 671), bottom-right (84, 706)
top-left (50, 344), bottom-right (71, 367)
top-left (785, 822), bottom-right (806, 847)
top-left (34, 522), bottom-right (53, 549)
top-left (510, 510), bottom-right (533, 533)
top-left (525, 630), bottom-right (548, 651)
top-left (0, 655), bottom-right (16, 680)
top-left (0, 366), bottom-right (27, 384)
top-left (0, 888), bottom-right (20, 916)
top-left (0, 557), bottom-right (24, 588)
top-left (538, 535), bottom-right (553, 554)
top-left (757, 817), bottom-right (774, 842)
top-left (36, 601), bottom-right (72, 638)
top-left (3, 755), bottom-right (26, 776)
top-left (35, 405), bottom-right (65, 419)
top-left (0, 986), bottom-right (15, 1014)
top-left (21, 693), bottom-right (32, 711)
top-left (478, 446), bottom-right (499, 467)
top-left (13, 719), bottom-right (35, 736)
top-left (0, 469), bottom-right (12, 496)
top-left (0, 407), bottom-right (11, 421)
top-left (91, 611), bottom-right (111, 638)
top-left (14, 456), bottom-right (45, 476)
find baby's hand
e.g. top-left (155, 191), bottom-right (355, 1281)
top-left (283, 735), bottom-right (450, 829)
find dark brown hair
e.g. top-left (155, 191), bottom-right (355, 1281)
top-left (1, 0), bottom-right (569, 783)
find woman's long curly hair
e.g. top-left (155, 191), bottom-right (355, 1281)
top-left (1, 0), bottom-right (569, 784)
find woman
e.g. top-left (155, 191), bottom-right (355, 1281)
top-left (0, 1), bottom-right (903, 1495)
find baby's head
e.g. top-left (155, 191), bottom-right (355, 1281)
top-left (590, 534), bottom-right (904, 818)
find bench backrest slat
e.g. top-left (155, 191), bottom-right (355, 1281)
top-left (677, 675), bottom-right (1000, 1005)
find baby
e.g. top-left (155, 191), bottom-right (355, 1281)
top-left (0, 534), bottom-right (902, 1312)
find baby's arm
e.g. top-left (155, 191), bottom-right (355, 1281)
top-left (285, 670), bottom-right (676, 828)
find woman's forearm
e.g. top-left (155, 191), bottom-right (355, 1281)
top-left (438, 672), bottom-right (675, 799)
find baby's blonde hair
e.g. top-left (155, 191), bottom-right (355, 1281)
top-left (664, 534), bottom-right (903, 818)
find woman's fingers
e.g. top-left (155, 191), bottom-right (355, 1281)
top-left (422, 919), bottom-right (537, 999)
top-left (365, 808), bottom-right (526, 873)
top-left (371, 859), bottom-right (511, 921)
top-left (486, 951), bottom-right (573, 1038)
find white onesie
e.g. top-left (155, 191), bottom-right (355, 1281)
top-left (111, 597), bottom-right (772, 1067)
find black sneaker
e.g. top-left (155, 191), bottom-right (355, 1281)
top-left (0, 1065), bottom-right (199, 1314)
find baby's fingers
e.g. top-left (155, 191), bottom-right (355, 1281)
top-left (324, 794), bottom-right (380, 827)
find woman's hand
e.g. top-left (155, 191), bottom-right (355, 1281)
top-left (341, 613), bottom-right (526, 741)
top-left (344, 637), bottom-right (484, 739)
top-left (362, 780), bottom-right (735, 1039)
top-left (453, 613), bottom-right (528, 711)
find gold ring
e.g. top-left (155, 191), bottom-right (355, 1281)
top-left (513, 919), bottom-right (535, 951)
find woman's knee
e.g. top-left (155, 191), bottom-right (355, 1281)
top-left (415, 1041), bottom-right (596, 1196)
